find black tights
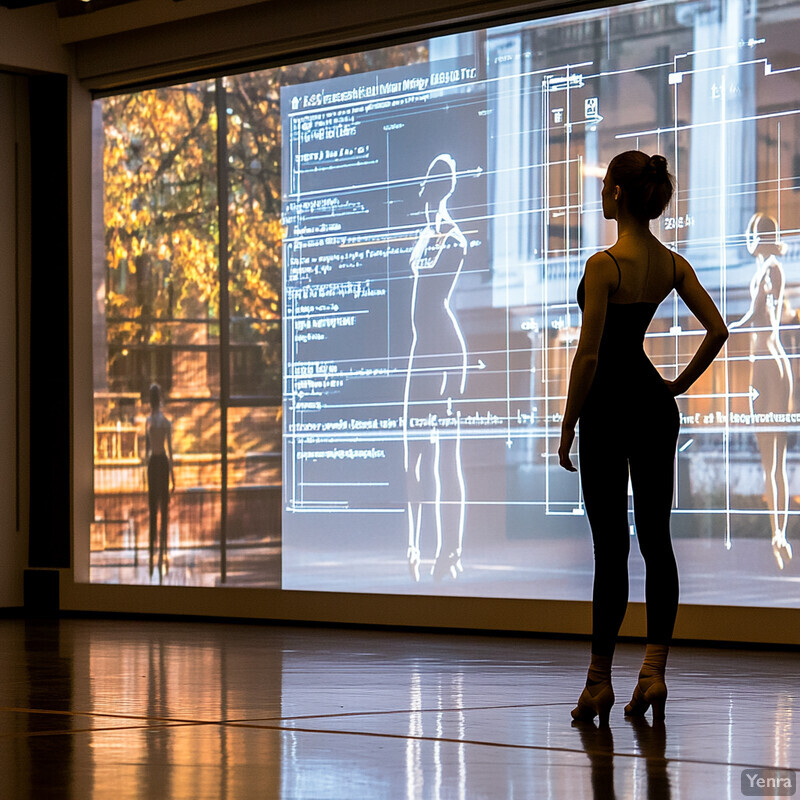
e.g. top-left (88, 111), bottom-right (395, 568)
top-left (148, 453), bottom-right (170, 565)
top-left (579, 411), bottom-right (680, 658)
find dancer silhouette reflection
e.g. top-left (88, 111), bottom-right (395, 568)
top-left (559, 151), bottom-right (728, 723)
top-left (573, 715), bottom-right (672, 800)
top-left (729, 213), bottom-right (794, 569)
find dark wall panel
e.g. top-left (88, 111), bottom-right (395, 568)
top-left (28, 73), bottom-right (70, 569)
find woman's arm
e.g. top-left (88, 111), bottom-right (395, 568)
top-left (667, 255), bottom-right (729, 396)
top-left (166, 420), bottom-right (176, 493)
top-left (558, 253), bottom-right (615, 471)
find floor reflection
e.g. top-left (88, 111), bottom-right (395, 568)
top-left (572, 721), bottom-right (618, 800)
top-left (23, 619), bottom-right (75, 800)
top-left (572, 716), bottom-right (672, 800)
top-left (401, 666), bottom-right (468, 800)
top-left (0, 619), bottom-right (796, 799)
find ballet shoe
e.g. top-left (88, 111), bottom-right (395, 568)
top-left (624, 675), bottom-right (668, 720)
top-left (772, 533), bottom-right (793, 570)
top-left (407, 546), bottom-right (421, 582)
top-left (571, 682), bottom-right (615, 726)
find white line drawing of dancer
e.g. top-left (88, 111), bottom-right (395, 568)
top-left (402, 154), bottom-right (469, 581)
top-left (730, 212), bottom-right (794, 569)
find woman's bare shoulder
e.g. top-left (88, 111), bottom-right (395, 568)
top-left (669, 248), bottom-right (693, 279)
top-left (582, 250), bottom-right (619, 291)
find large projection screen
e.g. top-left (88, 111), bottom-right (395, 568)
top-left (90, 0), bottom-right (800, 610)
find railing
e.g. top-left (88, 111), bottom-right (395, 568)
top-left (91, 482), bottom-right (281, 553)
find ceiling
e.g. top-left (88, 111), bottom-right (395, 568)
top-left (0, 0), bottom-right (176, 17)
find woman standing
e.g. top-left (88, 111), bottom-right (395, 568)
top-left (558, 152), bottom-right (728, 723)
top-left (146, 383), bottom-right (175, 579)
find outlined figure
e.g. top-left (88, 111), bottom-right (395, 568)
top-left (730, 213), bottom-right (794, 569)
top-left (145, 383), bottom-right (176, 581)
top-left (402, 154), bottom-right (469, 581)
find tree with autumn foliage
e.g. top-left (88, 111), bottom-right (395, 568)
top-left (103, 80), bottom-right (219, 400)
top-left (101, 45), bottom-right (428, 397)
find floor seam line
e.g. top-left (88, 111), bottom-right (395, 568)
top-left (0, 721), bottom-right (214, 740)
top-left (219, 721), bottom-right (798, 772)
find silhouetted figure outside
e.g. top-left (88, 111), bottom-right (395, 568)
top-left (730, 212), bottom-right (794, 569)
top-left (558, 152), bottom-right (728, 724)
top-left (146, 383), bottom-right (175, 580)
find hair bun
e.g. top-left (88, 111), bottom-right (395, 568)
top-left (608, 150), bottom-right (673, 219)
top-left (647, 154), bottom-right (668, 178)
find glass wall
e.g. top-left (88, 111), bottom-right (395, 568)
top-left (90, 47), bottom-right (429, 587)
top-left (92, 0), bottom-right (800, 606)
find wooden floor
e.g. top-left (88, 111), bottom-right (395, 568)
top-left (0, 617), bottom-right (796, 799)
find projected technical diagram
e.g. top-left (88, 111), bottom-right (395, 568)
top-left (403, 154), bottom-right (469, 582)
top-left (282, 0), bottom-right (800, 606)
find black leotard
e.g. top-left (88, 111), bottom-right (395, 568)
top-left (577, 250), bottom-right (676, 418)
top-left (148, 452), bottom-right (170, 569)
top-left (576, 249), bottom-right (680, 657)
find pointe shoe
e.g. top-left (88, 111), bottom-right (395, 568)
top-left (772, 533), bottom-right (793, 570)
top-left (624, 675), bottom-right (668, 720)
top-left (571, 682), bottom-right (615, 726)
